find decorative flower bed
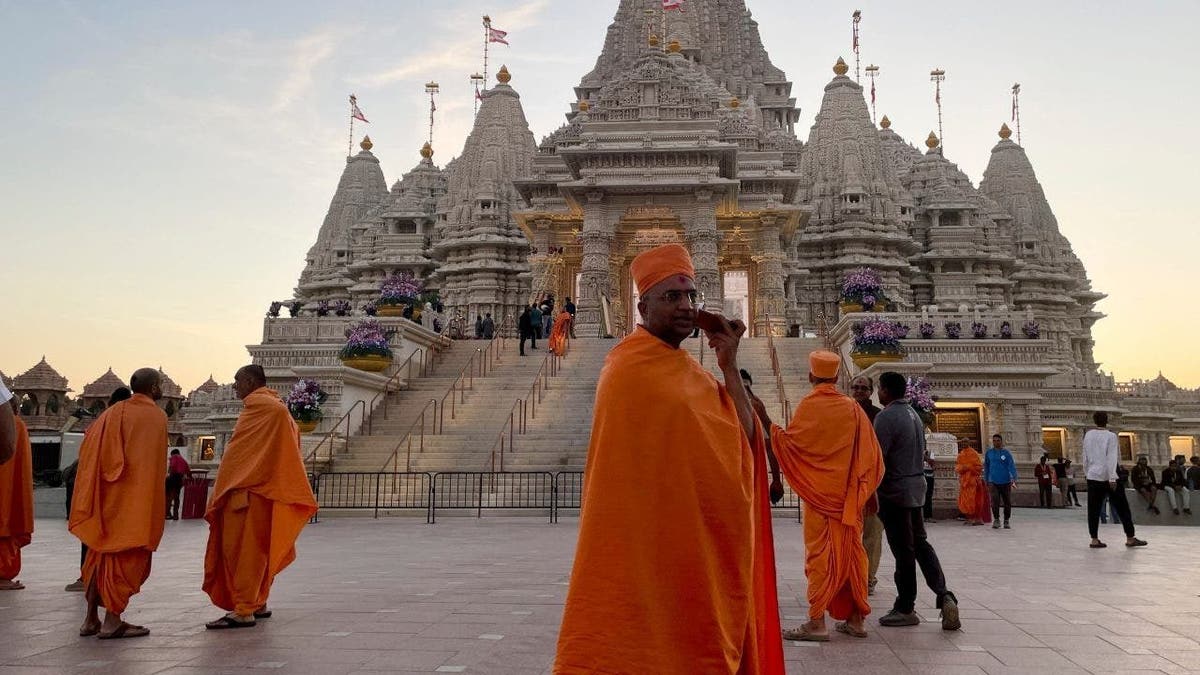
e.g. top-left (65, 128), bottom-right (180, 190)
top-left (378, 272), bottom-right (423, 316)
top-left (339, 320), bottom-right (395, 372)
top-left (850, 318), bottom-right (906, 368)
top-left (971, 322), bottom-right (988, 339)
top-left (906, 376), bottom-right (937, 427)
top-left (285, 379), bottom-right (327, 432)
top-left (1022, 321), bottom-right (1040, 339)
top-left (999, 321), bottom-right (1013, 339)
top-left (840, 268), bottom-right (887, 313)
top-left (944, 321), bottom-right (962, 339)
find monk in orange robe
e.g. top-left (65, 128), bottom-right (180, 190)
top-left (69, 368), bottom-right (168, 639)
top-left (548, 310), bottom-right (572, 356)
top-left (0, 400), bottom-right (33, 590)
top-left (555, 244), bottom-right (783, 674)
top-left (203, 365), bottom-right (317, 629)
top-left (956, 441), bottom-right (985, 526)
top-left (767, 351), bottom-right (884, 641)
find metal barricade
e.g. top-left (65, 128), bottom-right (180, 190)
top-left (430, 472), bottom-right (555, 523)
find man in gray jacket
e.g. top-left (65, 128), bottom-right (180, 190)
top-left (874, 371), bottom-right (960, 631)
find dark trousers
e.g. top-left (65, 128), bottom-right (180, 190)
top-left (1038, 483), bottom-right (1054, 508)
top-left (990, 483), bottom-right (1012, 522)
top-left (878, 498), bottom-right (953, 614)
top-left (1067, 484), bottom-right (1081, 506)
top-left (519, 331), bottom-right (535, 355)
top-left (1087, 480), bottom-right (1135, 540)
top-left (166, 474), bottom-right (184, 519)
top-left (923, 475), bottom-right (935, 519)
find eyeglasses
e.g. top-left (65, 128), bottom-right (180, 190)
top-left (652, 290), bottom-right (699, 305)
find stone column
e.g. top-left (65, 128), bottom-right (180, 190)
top-left (576, 193), bottom-right (612, 337)
top-left (753, 216), bottom-right (787, 336)
top-left (686, 190), bottom-right (723, 315)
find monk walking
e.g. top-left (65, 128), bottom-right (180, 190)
top-left (203, 365), bottom-right (317, 629)
top-left (955, 440), bottom-right (986, 526)
top-left (555, 244), bottom-right (784, 674)
top-left (70, 368), bottom-right (168, 639)
top-left (0, 399), bottom-right (33, 590)
top-left (548, 309), bottom-right (572, 356)
top-left (765, 352), bottom-right (884, 641)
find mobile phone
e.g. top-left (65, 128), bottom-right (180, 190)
top-left (695, 309), bottom-right (725, 334)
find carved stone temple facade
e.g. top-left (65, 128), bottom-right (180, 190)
top-left (240, 0), bottom-right (1198, 467)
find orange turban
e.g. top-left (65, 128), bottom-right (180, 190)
top-left (631, 244), bottom-right (695, 294)
top-left (810, 350), bottom-right (841, 379)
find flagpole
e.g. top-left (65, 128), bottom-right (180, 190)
top-left (471, 72), bottom-right (485, 116)
top-left (930, 68), bottom-right (946, 150)
top-left (425, 81), bottom-right (439, 146)
top-left (1011, 83), bottom-right (1022, 145)
top-left (348, 107), bottom-right (354, 158)
top-left (852, 10), bottom-right (862, 83)
top-left (865, 64), bottom-right (879, 124)
top-left (482, 15), bottom-right (491, 85)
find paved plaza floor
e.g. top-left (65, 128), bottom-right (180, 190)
top-left (1, 508), bottom-right (1198, 674)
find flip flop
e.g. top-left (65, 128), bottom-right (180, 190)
top-left (782, 626), bottom-right (830, 642)
top-left (1089, 542), bottom-right (1107, 548)
top-left (206, 615), bottom-right (256, 630)
top-left (253, 609), bottom-right (272, 619)
top-left (835, 622), bottom-right (868, 638)
top-left (98, 622), bottom-right (149, 640)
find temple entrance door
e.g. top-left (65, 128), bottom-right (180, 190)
top-left (723, 270), bottom-right (750, 329)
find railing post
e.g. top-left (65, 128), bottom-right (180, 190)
top-left (373, 472), bottom-right (382, 519)
top-left (477, 474), bottom-right (484, 518)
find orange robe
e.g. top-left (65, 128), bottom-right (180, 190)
top-left (0, 417), bottom-right (34, 579)
top-left (956, 448), bottom-right (983, 516)
top-left (770, 384), bottom-right (884, 622)
top-left (548, 311), bottom-right (572, 356)
top-left (68, 395), bottom-right (168, 613)
top-left (555, 327), bottom-right (783, 675)
top-left (203, 387), bottom-right (317, 616)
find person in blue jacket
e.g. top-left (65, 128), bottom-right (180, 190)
top-left (983, 434), bottom-right (1019, 529)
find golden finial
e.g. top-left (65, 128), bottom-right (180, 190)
top-left (667, 39), bottom-right (681, 53)
top-left (833, 57), bottom-right (849, 76)
top-left (497, 65), bottom-right (511, 84)
top-left (577, 99), bottom-right (590, 112)
top-left (648, 34), bottom-right (660, 47)
top-left (925, 131), bottom-right (940, 149)
top-left (999, 122), bottom-right (1012, 140)
top-left (420, 142), bottom-right (433, 159)
top-left (360, 135), bottom-right (373, 151)
top-left (880, 115), bottom-right (891, 129)
top-left (729, 97), bottom-right (741, 108)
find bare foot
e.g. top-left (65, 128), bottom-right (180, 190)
top-left (79, 618), bottom-right (101, 637)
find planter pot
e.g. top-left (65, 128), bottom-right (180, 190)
top-left (839, 301), bottom-right (864, 314)
top-left (850, 351), bottom-right (904, 369)
top-left (296, 419), bottom-right (319, 433)
top-left (341, 354), bottom-right (393, 372)
top-left (376, 306), bottom-right (405, 317)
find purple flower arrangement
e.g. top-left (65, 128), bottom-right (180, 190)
top-left (944, 321), bottom-right (962, 339)
top-left (999, 321), bottom-right (1013, 339)
top-left (896, 324), bottom-right (911, 338)
top-left (339, 319), bottom-right (395, 360)
top-left (906, 376), bottom-right (937, 426)
top-left (1022, 321), bottom-right (1040, 339)
top-left (851, 318), bottom-right (907, 355)
top-left (287, 300), bottom-right (303, 317)
top-left (316, 300), bottom-right (331, 317)
top-left (379, 272), bottom-right (424, 307)
top-left (840, 268), bottom-right (885, 305)
top-left (971, 322), bottom-right (988, 339)
top-left (333, 299), bottom-right (352, 317)
top-left (363, 301), bottom-right (378, 316)
top-left (285, 378), bottom-right (327, 423)
top-left (919, 322), bottom-right (935, 339)
top-left (267, 301), bottom-right (282, 318)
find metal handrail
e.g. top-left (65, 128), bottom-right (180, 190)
top-left (488, 344), bottom-right (564, 472)
top-left (366, 348), bottom-right (429, 434)
top-left (379, 398), bottom-right (439, 472)
top-left (304, 399), bottom-right (366, 477)
top-left (764, 313), bottom-right (792, 424)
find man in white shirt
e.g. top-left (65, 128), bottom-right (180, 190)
top-left (1083, 411), bottom-right (1146, 549)
top-left (0, 380), bottom-right (15, 465)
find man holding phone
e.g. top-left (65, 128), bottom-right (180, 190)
top-left (556, 243), bottom-right (783, 675)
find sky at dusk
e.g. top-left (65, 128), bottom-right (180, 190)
top-left (2, 0), bottom-right (1198, 392)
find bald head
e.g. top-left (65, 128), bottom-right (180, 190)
top-left (130, 368), bottom-right (162, 400)
top-left (234, 365), bottom-right (267, 400)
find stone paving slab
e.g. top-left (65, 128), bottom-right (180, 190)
top-left (1, 508), bottom-right (1198, 673)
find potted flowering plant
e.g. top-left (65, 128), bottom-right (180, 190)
top-left (840, 268), bottom-right (887, 313)
top-left (919, 322), bottom-right (935, 339)
top-left (1022, 321), bottom-right (1040, 339)
top-left (267, 301), bottom-right (282, 318)
top-left (285, 379), bottom-right (327, 433)
top-left (315, 300), bottom-right (331, 317)
top-left (971, 322), bottom-right (988, 339)
top-left (850, 318), bottom-right (906, 368)
top-left (944, 321), bottom-right (962, 339)
top-left (999, 321), bottom-right (1013, 339)
top-left (287, 300), bottom-right (303, 317)
top-left (906, 376), bottom-right (937, 427)
top-left (363, 301), bottom-right (378, 317)
top-left (377, 272), bottom-right (423, 317)
top-left (338, 319), bottom-right (395, 372)
top-left (333, 299), bottom-right (352, 317)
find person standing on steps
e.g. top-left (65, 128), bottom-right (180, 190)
top-left (518, 306), bottom-right (535, 356)
top-left (530, 304), bottom-right (544, 343)
top-left (983, 434), bottom-right (1018, 529)
top-left (1083, 411), bottom-right (1146, 549)
top-left (563, 297), bottom-right (577, 339)
top-left (482, 313), bottom-right (495, 340)
top-left (873, 371), bottom-right (961, 632)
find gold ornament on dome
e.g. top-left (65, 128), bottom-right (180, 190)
top-left (578, 99), bottom-right (590, 112)
top-left (833, 57), bottom-right (849, 76)
top-left (880, 115), bottom-right (891, 129)
top-left (925, 131), bottom-right (940, 149)
top-left (497, 65), bottom-right (511, 84)
top-left (648, 34), bottom-right (660, 47)
top-left (998, 123), bottom-right (1012, 140)
top-left (420, 142), bottom-right (433, 159)
top-left (667, 39), bottom-right (681, 53)
top-left (360, 135), bottom-right (373, 151)
top-left (729, 97), bottom-right (741, 108)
